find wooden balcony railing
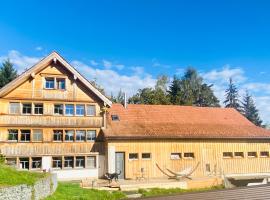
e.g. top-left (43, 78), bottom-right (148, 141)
top-left (0, 115), bottom-right (103, 128)
top-left (0, 142), bottom-right (105, 156)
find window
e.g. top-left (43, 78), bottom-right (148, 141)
top-left (9, 102), bottom-right (20, 114)
top-left (76, 105), bottom-right (85, 116)
top-left (6, 158), bottom-right (17, 166)
top-left (56, 78), bottom-right (65, 90)
top-left (248, 152), bottom-right (257, 158)
top-left (76, 130), bottom-right (86, 141)
top-left (53, 130), bottom-right (63, 141)
top-left (111, 115), bottom-right (120, 121)
top-left (22, 103), bottom-right (32, 114)
top-left (45, 77), bottom-right (55, 89)
top-left (19, 158), bottom-right (29, 169)
top-left (21, 130), bottom-right (31, 142)
top-left (142, 153), bottom-right (151, 160)
top-left (86, 130), bottom-right (96, 141)
top-left (65, 130), bottom-right (74, 141)
top-left (184, 152), bottom-right (195, 159)
top-left (52, 157), bottom-right (62, 168)
top-left (234, 152), bottom-right (244, 158)
top-left (34, 103), bottom-right (43, 114)
top-left (223, 152), bottom-right (233, 158)
top-left (64, 157), bottom-right (74, 168)
top-left (32, 157), bottom-right (42, 169)
top-left (170, 153), bottom-right (181, 160)
top-left (54, 104), bottom-right (63, 115)
top-left (260, 151), bottom-right (269, 157)
top-left (86, 105), bottom-right (96, 116)
top-left (65, 104), bottom-right (74, 115)
top-left (76, 156), bottom-right (85, 168)
top-left (86, 156), bottom-right (96, 168)
top-left (8, 129), bottom-right (18, 141)
top-left (32, 129), bottom-right (42, 142)
top-left (129, 153), bottom-right (138, 160)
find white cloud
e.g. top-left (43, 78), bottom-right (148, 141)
top-left (0, 50), bottom-right (40, 73)
top-left (203, 65), bottom-right (246, 84)
top-left (90, 60), bottom-right (98, 66)
top-left (102, 60), bottom-right (112, 69)
top-left (72, 61), bottom-right (155, 97)
top-left (130, 66), bottom-right (144, 75)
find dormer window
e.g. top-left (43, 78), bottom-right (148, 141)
top-left (111, 115), bottom-right (120, 121)
top-left (45, 77), bottom-right (55, 89)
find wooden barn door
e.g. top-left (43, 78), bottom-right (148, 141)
top-left (202, 148), bottom-right (216, 176)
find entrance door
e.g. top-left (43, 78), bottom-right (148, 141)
top-left (115, 152), bottom-right (125, 179)
top-left (202, 148), bottom-right (215, 176)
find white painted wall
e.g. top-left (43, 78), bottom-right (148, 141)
top-left (108, 146), bottom-right (115, 173)
top-left (53, 168), bottom-right (99, 181)
top-left (42, 156), bottom-right (51, 172)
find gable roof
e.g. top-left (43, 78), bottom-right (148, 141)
top-left (0, 51), bottom-right (112, 106)
top-left (104, 104), bottom-right (270, 139)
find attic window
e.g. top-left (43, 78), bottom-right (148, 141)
top-left (111, 115), bottom-right (120, 121)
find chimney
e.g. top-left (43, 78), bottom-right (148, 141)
top-left (124, 92), bottom-right (127, 109)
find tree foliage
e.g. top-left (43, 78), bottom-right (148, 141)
top-left (128, 68), bottom-right (219, 107)
top-left (168, 68), bottom-right (220, 107)
top-left (0, 59), bottom-right (18, 88)
top-left (111, 89), bottom-right (125, 104)
top-left (128, 75), bottom-right (170, 105)
top-left (223, 78), bottom-right (242, 112)
top-left (242, 90), bottom-right (263, 127)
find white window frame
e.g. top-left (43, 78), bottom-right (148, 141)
top-left (76, 104), bottom-right (85, 116)
top-left (8, 129), bottom-right (18, 141)
top-left (86, 156), bottom-right (97, 169)
top-left (45, 77), bottom-right (55, 89)
top-left (86, 105), bottom-right (96, 116)
top-left (33, 103), bottom-right (43, 115)
top-left (32, 129), bottom-right (43, 142)
top-left (86, 130), bottom-right (96, 141)
top-left (170, 153), bottom-right (181, 160)
top-left (22, 103), bottom-right (32, 115)
top-left (142, 153), bottom-right (151, 160)
top-left (129, 153), bottom-right (138, 160)
top-left (9, 102), bottom-right (20, 114)
top-left (20, 130), bottom-right (31, 142)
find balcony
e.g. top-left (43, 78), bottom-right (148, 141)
top-left (0, 115), bottom-right (103, 128)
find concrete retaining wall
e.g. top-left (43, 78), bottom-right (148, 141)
top-left (0, 173), bottom-right (57, 200)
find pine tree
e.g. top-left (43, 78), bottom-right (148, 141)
top-left (168, 68), bottom-right (220, 107)
top-left (168, 75), bottom-right (181, 104)
top-left (224, 78), bottom-right (242, 112)
top-left (242, 91), bottom-right (262, 126)
top-left (0, 59), bottom-right (18, 88)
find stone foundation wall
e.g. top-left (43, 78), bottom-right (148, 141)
top-left (0, 173), bottom-right (57, 200)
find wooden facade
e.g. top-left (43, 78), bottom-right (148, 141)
top-left (108, 139), bottom-right (270, 179)
top-left (0, 52), bottom-right (110, 179)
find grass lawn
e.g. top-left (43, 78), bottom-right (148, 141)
top-left (46, 182), bottom-right (126, 200)
top-left (0, 164), bottom-right (47, 187)
top-left (138, 185), bottom-right (224, 197)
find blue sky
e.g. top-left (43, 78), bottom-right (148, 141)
top-left (1, 0), bottom-right (270, 122)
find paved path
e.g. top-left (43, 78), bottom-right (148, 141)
top-left (139, 184), bottom-right (270, 200)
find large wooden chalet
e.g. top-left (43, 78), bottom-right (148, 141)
top-left (0, 52), bottom-right (270, 180)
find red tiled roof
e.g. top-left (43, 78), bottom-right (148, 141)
top-left (104, 104), bottom-right (270, 139)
